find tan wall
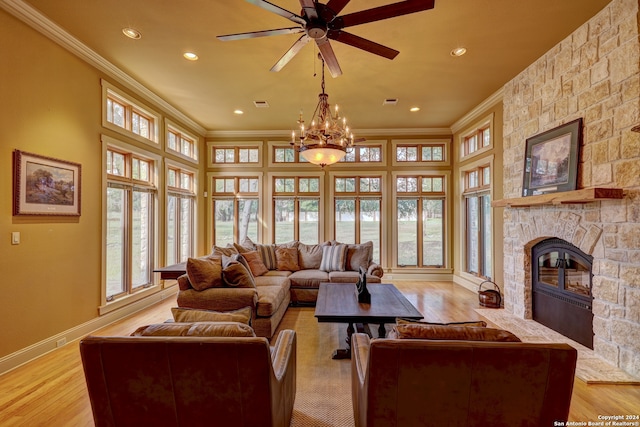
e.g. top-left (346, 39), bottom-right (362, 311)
top-left (0, 10), bottom-right (205, 360)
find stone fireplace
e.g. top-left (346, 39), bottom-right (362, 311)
top-left (500, 0), bottom-right (640, 378)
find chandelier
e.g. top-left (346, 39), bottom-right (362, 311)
top-left (291, 56), bottom-right (355, 168)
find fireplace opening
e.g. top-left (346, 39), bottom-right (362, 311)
top-left (532, 238), bottom-right (593, 349)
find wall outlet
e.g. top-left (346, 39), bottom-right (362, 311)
top-left (56, 338), bottom-right (67, 348)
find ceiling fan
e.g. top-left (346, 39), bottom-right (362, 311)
top-left (217, 0), bottom-right (435, 77)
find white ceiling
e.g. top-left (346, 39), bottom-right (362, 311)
top-left (19, 0), bottom-right (611, 132)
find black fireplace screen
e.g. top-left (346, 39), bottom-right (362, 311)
top-left (532, 238), bottom-right (593, 348)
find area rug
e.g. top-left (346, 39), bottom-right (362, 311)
top-left (475, 308), bottom-right (640, 385)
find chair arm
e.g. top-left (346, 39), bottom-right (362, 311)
top-left (177, 287), bottom-right (258, 312)
top-left (351, 333), bottom-right (370, 385)
top-left (270, 329), bottom-right (296, 381)
top-left (367, 263), bottom-right (384, 278)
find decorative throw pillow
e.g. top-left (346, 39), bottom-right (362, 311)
top-left (346, 241), bottom-right (373, 271)
top-left (212, 245), bottom-right (238, 257)
top-left (171, 306), bottom-right (252, 324)
top-left (242, 250), bottom-right (269, 276)
top-left (297, 242), bottom-right (326, 270)
top-left (176, 274), bottom-right (192, 291)
top-left (276, 247), bottom-right (300, 271)
top-left (394, 323), bottom-right (521, 342)
top-left (222, 262), bottom-right (256, 288)
top-left (221, 253), bottom-right (255, 280)
top-left (131, 321), bottom-right (255, 337)
top-left (186, 256), bottom-right (223, 291)
top-left (256, 243), bottom-right (278, 270)
top-left (320, 244), bottom-right (348, 272)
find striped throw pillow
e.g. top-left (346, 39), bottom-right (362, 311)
top-left (256, 243), bottom-right (278, 270)
top-left (320, 244), bottom-right (348, 272)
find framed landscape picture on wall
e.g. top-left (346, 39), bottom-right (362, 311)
top-left (13, 150), bottom-right (81, 216)
top-left (522, 118), bottom-right (582, 196)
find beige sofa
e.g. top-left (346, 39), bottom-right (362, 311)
top-left (176, 240), bottom-right (384, 338)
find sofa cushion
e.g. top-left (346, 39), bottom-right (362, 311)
top-left (256, 243), bottom-right (278, 270)
top-left (222, 262), bottom-right (256, 288)
top-left (320, 244), bottom-right (348, 272)
top-left (276, 247), bottom-right (300, 271)
top-left (131, 321), bottom-right (255, 337)
top-left (242, 250), bottom-right (269, 277)
top-left (186, 256), bottom-right (223, 291)
top-left (289, 269), bottom-right (330, 288)
top-left (298, 242), bottom-right (327, 269)
top-left (394, 324), bottom-right (521, 342)
top-left (255, 275), bottom-right (290, 287)
top-left (212, 245), bottom-right (238, 257)
top-left (256, 285), bottom-right (288, 317)
top-left (171, 306), bottom-right (252, 324)
top-left (177, 274), bottom-right (192, 291)
top-left (346, 241), bottom-right (373, 271)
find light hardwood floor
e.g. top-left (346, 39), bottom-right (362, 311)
top-left (0, 281), bottom-right (638, 426)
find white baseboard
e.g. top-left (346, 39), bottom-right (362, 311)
top-left (0, 286), bottom-right (178, 376)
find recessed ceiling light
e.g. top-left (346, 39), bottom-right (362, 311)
top-left (183, 52), bottom-right (199, 61)
top-left (451, 47), bottom-right (467, 57)
top-left (234, 109), bottom-right (244, 115)
top-left (122, 27), bottom-right (141, 39)
top-left (410, 107), bottom-right (420, 112)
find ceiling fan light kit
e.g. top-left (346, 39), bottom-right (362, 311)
top-left (218, 0), bottom-right (436, 76)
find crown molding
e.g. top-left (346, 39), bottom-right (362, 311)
top-left (206, 127), bottom-right (453, 139)
top-left (450, 88), bottom-right (504, 134)
top-left (0, 0), bottom-right (207, 136)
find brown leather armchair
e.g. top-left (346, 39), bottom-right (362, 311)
top-left (351, 333), bottom-right (577, 427)
top-left (80, 329), bottom-right (296, 427)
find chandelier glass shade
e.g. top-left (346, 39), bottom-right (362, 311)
top-left (291, 58), bottom-right (354, 168)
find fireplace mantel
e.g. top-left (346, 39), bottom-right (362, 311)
top-left (492, 188), bottom-right (624, 208)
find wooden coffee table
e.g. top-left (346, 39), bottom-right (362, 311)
top-left (314, 283), bottom-right (423, 359)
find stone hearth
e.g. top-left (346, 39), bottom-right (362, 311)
top-left (500, 0), bottom-right (640, 378)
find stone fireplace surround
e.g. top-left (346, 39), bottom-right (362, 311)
top-left (500, 0), bottom-right (640, 378)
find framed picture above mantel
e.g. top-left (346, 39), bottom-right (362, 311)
top-left (13, 150), bottom-right (81, 216)
top-left (522, 118), bottom-right (582, 197)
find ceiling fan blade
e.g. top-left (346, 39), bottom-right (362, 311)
top-left (270, 35), bottom-right (311, 72)
top-left (315, 38), bottom-right (342, 77)
top-left (329, 30), bottom-right (399, 59)
top-left (299, 0), bottom-right (318, 20)
top-left (336, 0), bottom-right (435, 29)
top-left (217, 27), bottom-right (303, 41)
top-left (326, 0), bottom-right (351, 15)
top-left (246, 0), bottom-right (306, 26)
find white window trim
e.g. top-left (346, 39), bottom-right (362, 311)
top-left (391, 139), bottom-right (451, 167)
top-left (458, 154), bottom-right (495, 285)
top-left (208, 140), bottom-right (264, 168)
top-left (207, 171), bottom-right (264, 251)
top-left (267, 171), bottom-right (324, 244)
top-left (390, 170), bottom-right (451, 272)
top-left (459, 113), bottom-right (494, 161)
top-left (165, 159), bottom-right (198, 264)
top-left (100, 134), bottom-right (163, 311)
top-left (101, 79), bottom-right (161, 147)
top-left (328, 171), bottom-right (387, 263)
top-left (165, 119), bottom-right (199, 164)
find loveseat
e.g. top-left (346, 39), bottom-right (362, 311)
top-left (80, 327), bottom-right (296, 427)
top-left (351, 332), bottom-right (577, 427)
top-left (175, 240), bottom-right (383, 338)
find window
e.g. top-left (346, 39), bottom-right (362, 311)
top-left (333, 175), bottom-right (382, 263)
top-left (463, 165), bottom-right (492, 279)
top-left (339, 145), bottom-right (383, 163)
top-left (102, 80), bottom-right (159, 144)
top-left (211, 176), bottom-right (260, 246)
top-left (395, 175), bottom-right (445, 268)
top-left (460, 116), bottom-right (493, 159)
top-left (396, 143), bottom-right (445, 162)
top-left (272, 176), bottom-right (321, 244)
top-left (167, 124), bottom-right (198, 162)
top-left (105, 145), bottom-right (157, 302)
top-left (166, 164), bottom-right (196, 265)
top-left (213, 146), bottom-right (260, 164)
